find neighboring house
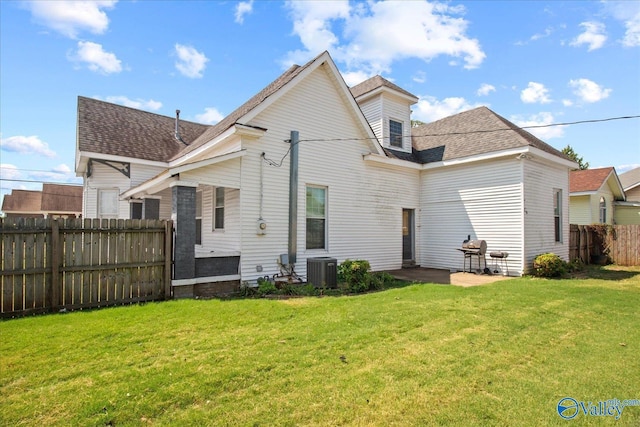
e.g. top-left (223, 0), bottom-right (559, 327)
top-left (76, 51), bottom-right (576, 297)
top-left (569, 167), bottom-right (626, 225)
top-left (616, 167), bottom-right (640, 224)
top-left (1, 184), bottom-right (83, 218)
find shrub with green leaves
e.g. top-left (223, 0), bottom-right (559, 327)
top-left (338, 259), bottom-right (371, 293)
top-left (257, 277), bottom-right (277, 296)
top-left (532, 253), bottom-right (567, 278)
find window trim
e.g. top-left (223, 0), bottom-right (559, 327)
top-left (195, 189), bottom-right (202, 245)
top-left (305, 185), bottom-right (327, 251)
top-left (389, 119), bottom-right (403, 148)
top-left (553, 189), bottom-right (562, 243)
top-left (599, 196), bottom-right (606, 224)
top-left (213, 187), bottom-right (225, 231)
top-left (98, 188), bottom-right (119, 219)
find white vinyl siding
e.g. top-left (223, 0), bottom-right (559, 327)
top-left (523, 159), bottom-right (570, 268)
top-left (420, 158), bottom-right (523, 275)
top-left (356, 92), bottom-right (412, 152)
top-left (237, 63), bottom-right (420, 282)
top-left (569, 195), bottom-right (591, 225)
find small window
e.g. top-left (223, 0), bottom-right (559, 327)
top-left (195, 190), bottom-right (202, 245)
top-left (214, 187), bottom-right (224, 230)
top-left (306, 186), bottom-right (327, 250)
top-left (553, 189), bottom-right (562, 243)
top-left (389, 119), bottom-right (403, 148)
top-left (98, 189), bottom-right (118, 219)
top-left (599, 197), bottom-right (606, 223)
top-left (130, 201), bottom-right (142, 220)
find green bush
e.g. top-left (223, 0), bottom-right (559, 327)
top-left (368, 271), bottom-right (396, 291)
top-left (257, 277), bottom-right (277, 296)
top-left (532, 253), bottom-right (567, 278)
top-left (338, 259), bottom-right (371, 293)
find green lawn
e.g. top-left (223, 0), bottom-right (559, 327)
top-left (2, 266), bottom-right (639, 426)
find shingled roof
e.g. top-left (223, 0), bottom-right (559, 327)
top-left (570, 167), bottom-right (616, 193)
top-left (77, 96), bottom-right (209, 162)
top-left (397, 106), bottom-right (571, 164)
top-left (350, 75), bottom-right (418, 101)
top-left (619, 167), bottom-right (640, 191)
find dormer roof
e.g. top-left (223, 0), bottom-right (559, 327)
top-left (350, 75), bottom-right (418, 104)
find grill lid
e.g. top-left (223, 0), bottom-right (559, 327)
top-left (461, 239), bottom-right (487, 254)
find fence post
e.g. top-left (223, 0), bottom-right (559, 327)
top-left (50, 219), bottom-right (60, 312)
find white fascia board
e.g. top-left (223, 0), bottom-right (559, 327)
top-left (355, 86), bottom-right (419, 105)
top-left (421, 147), bottom-right (531, 170)
top-left (78, 151), bottom-right (168, 169)
top-left (615, 200), bottom-right (640, 207)
top-left (170, 125), bottom-right (263, 168)
top-left (570, 191), bottom-right (596, 197)
top-left (363, 153), bottom-right (422, 170)
top-left (169, 149), bottom-right (246, 175)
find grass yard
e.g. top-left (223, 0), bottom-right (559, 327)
top-left (1, 266), bottom-right (639, 426)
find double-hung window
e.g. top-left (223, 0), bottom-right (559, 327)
top-left (553, 189), bottom-right (562, 243)
top-left (195, 190), bottom-right (202, 245)
top-left (306, 185), bottom-right (327, 250)
top-left (214, 187), bottom-right (224, 230)
top-left (599, 197), bottom-right (606, 223)
top-left (389, 119), bottom-right (403, 148)
top-left (98, 189), bottom-right (119, 219)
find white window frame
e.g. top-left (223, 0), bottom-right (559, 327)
top-left (389, 119), bottom-right (403, 148)
top-left (213, 187), bottom-right (224, 231)
top-left (195, 189), bottom-right (202, 245)
top-left (599, 197), bottom-right (606, 223)
top-left (553, 189), bottom-right (562, 243)
top-left (306, 185), bottom-right (327, 251)
top-left (98, 189), bottom-right (119, 219)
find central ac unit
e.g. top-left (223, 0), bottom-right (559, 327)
top-left (307, 257), bottom-right (337, 288)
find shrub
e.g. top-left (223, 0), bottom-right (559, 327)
top-left (338, 259), bottom-right (371, 293)
top-left (532, 253), bottom-right (567, 278)
top-left (257, 277), bottom-right (277, 296)
top-left (368, 271), bottom-right (396, 291)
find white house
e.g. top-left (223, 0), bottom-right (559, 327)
top-left (76, 51), bottom-right (576, 297)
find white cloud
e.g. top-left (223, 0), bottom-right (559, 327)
top-left (105, 96), bottom-right (162, 110)
top-left (511, 112), bottom-right (565, 140)
top-left (30, 164), bottom-right (80, 183)
top-left (0, 164), bottom-right (22, 181)
top-left (283, 0), bottom-right (485, 75)
top-left (477, 83), bottom-right (495, 96)
top-left (174, 44), bottom-right (208, 78)
top-left (562, 99), bottom-right (574, 107)
top-left (569, 78), bottom-right (611, 103)
top-left (235, 0), bottom-right (254, 24)
top-left (342, 70), bottom-right (373, 87)
top-left (71, 41), bottom-right (122, 74)
top-left (25, 0), bottom-right (117, 39)
top-left (530, 27), bottom-right (554, 41)
top-left (521, 82), bottom-right (552, 104)
top-left (412, 71), bottom-right (427, 84)
top-left (413, 95), bottom-right (483, 123)
top-left (570, 21), bottom-right (607, 51)
top-left (195, 107), bottom-right (224, 124)
top-left (605, 1), bottom-right (640, 47)
top-left (1, 135), bottom-right (56, 158)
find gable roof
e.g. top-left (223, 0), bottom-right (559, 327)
top-left (396, 106), bottom-right (571, 164)
top-left (41, 184), bottom-right (83, 213)
top-left (77, 96), bottom-right (209, 163)
top-left (350, 75), bottom-right (418, 102)
top-left (570, 167), bottom-right (625, 199)
top-left (619, 167), bottom-right (640, 191)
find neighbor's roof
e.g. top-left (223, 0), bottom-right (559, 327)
top-left (350, 75), bottom-right (418, 102)
top-left (41, 184), bottom-right (83, 213)
top-left (570, 167), bottom-right (614, 193)
top-left (77, 96), bottom-right (209, 162)
top-left (386, 106), bottom-right (572, 164)
top-left (1, 190), bottom-right (42, 212)
top-left (619, 167), bottom-right (640, 191)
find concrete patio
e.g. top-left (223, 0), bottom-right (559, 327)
top-left (387, 267), bottom-right (512, 287)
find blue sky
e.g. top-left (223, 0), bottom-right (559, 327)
top-left (1, 1), bottom-right (639, 205)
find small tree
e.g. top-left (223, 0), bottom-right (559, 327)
top-left (562, 145), bottom-right (589, 170)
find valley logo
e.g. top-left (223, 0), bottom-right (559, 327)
top-left (557, 396), bottom-right (640, 420)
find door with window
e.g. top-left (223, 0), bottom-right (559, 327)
top-left (402, 209), bottom-right (415, 264)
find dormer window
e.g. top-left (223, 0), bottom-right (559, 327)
top-left (390, 119), bottom-right (403, 148)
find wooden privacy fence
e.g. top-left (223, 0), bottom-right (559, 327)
top-left (1, 218), bottom-right (173, 318)
top-left (570, 224), bottom-right (640, 266)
